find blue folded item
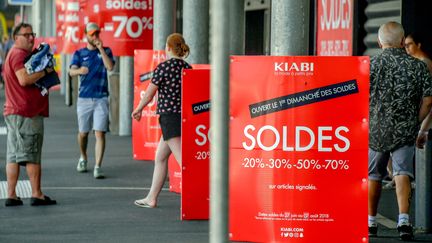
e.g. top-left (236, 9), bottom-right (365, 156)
top-left (24, 43), bottom-right (55, 74)
top-left (35, 71), bottom-right (60, 96)
top-left (24, 43), bottom-right (60, 96)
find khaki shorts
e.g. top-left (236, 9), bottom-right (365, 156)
top-left (5, 115), bottom-right (44, 164)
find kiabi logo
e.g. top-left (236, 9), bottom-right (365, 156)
top-left (274, 62), bottom-right (314, 73)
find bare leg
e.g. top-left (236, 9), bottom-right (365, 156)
top-left (78, 132), bottom-right (89, 161)
top-left (394, 175), bottom-right (411, 214)
top-left (26, 163), bottom-right (44, 198)
top-left (368, 179), bottom-right (382, 216)
top-left (139, 137), bottom-right (171, 207)
top-left (94, 131), bottom-right (106, 167)
top-left (6, 163), bottom-right (20, 199)
top-left (165, 136), bottom-right (181, 166)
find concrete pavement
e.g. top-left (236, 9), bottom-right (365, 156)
top-left (0, 90), bottom-right (431, 242)
top-left (0, 90), bottom-right (208, 243)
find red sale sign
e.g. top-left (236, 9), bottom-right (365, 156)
top-left (82, 0), bottom-right (153, 56)
top-left (229, 56), bottom-right (369, 242)
top-left (168, 65), bottom-right (210, 195)
top-left (132, 50), bottom-right (166, 160)
top-left (56, 0), bottom-right (85, 54)
top-left (316, 0), bottom-right (353, 56)
top-left (181, 69), bottom-right (210, 219)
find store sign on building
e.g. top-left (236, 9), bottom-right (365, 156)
top-left (8, 0), bottom-right (32, 5)
top-left (316, 0), bottom-right (353, 56)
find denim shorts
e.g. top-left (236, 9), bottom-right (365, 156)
top-left (77, 97), bottom-right (109, 132)
top-left (159, 113), bottom-right (181, 140)
top-left (5, 115), bottom-right (44, 164)
top-left (368, 145), bottom-right (415, 181)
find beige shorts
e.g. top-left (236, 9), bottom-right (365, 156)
top-left (5, 115), bottom-right (44, 164)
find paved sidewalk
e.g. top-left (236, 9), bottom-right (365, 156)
top-left (0, 91), bottom-right (208, 243)
top-left (0, 90), bottom-right (431, 243)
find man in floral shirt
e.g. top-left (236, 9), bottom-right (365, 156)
top-left (368, 21), bottom-right (432, 241)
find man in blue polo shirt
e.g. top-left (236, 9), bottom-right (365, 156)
top-left (69, 22), bottom-right (115, 179)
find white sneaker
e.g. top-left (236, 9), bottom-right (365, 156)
top-left (93, 167), bottom-right (105, 179)
top-left (77, 159), bottom-right (87, 172)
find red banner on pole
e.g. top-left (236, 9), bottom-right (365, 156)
top-left (56, 0), bottom-right (85, 54)
top-left (180, 69), bottom-right (211, 219)
top-left (229, 56), bottom-right (369, 242)
top-left (56, 0), bottom-right (153, 56)
top-left (82, 0), bottom-right (153, 56)
top-left (132, 50), bottom-right (166, 160)
top-left (316, 0), bottom-right (353, 56)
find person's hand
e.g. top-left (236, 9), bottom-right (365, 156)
top-left (131, 107), bottom-right (143, 121)
top-left (80, 66), bottom-right (89, 75)
top-left (416, 131), bottom-right (428, 148)
top-left (94, 39), bottom-right (103, 50)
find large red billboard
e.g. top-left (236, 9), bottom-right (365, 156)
top-left (316, 0), bottom-right (353, 56)
top-left (56, 0), bottom-right (153, 56)
top-left (132, 50), bottom-right (166, 160)
top-left (229, 56), bottom-right (369, 242)
top-left (56, 0), bottom-right (85, 54)
top-left (83, 0), bottom-right (154, 56)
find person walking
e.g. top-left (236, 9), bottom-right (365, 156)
top-left (69, 22), bottom-right (115, 179)
top-left (368, 21), bottom-right (432, 241)
top-left (131, 33), bottom-right (191, 208)
top-left (3, 23), bottom-right (56, 206)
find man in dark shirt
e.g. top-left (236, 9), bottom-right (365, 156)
top-left (368, 21), bottom-right (432, 241)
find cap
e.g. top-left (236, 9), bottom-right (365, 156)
top-left (85, 22), bottom-right (100, 35)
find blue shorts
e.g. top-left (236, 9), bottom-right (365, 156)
top-left (77, 97), bottom-right (109, 133)
top-left (368, 145), bottom-right (415, 181)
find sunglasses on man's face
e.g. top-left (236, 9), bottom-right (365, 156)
top-left (16, 32), bottom-right (36, 38)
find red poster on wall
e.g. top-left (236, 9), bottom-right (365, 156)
top-left (229, 56), bottom-right (369, 242)
top-left (316, 0), bottom-right (353, 56)
top-left (132, 50), bottom-right (166, 160)
top-left (81, 0), bottom-right (153, 56)
top-left (180, 69), bottom-right (210, 219)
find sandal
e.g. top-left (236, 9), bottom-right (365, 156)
top-left (5, 197), bottom-right (23, 207)
top-left (134, 199), bottom-right (156, 208)
top-left (30, 195), bottom-right (57, 206)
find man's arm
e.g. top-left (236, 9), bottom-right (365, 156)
top-left (419, 97), bottom-right (432, 122)
top-left (95, 40), bottom-right (114, 71)
top-left (416, 96), bottom-right (432, 148)
top-left (15, 67), bottom-right (53, 86)
top-left (69, 64), bottom-right (89, 77)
